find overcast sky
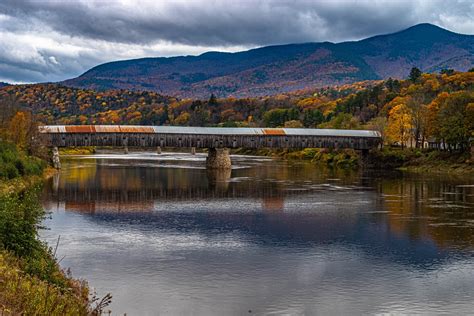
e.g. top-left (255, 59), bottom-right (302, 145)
top-left (0, 0), bottom-right (473, 83)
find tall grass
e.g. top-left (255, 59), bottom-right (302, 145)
top-left (0, 141), bottom-right (46, 180)
top-left (0, 250), bottom-right (89, 315)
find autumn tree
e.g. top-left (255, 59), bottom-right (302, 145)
top-left (437, 91), bottom-right (474, 151)
top-left (406, 86), bottom-right (429, 147)
top-left (7, 111), bottom-right (42, 155)
top-left (0, 93), bottom-right (20, 135)
top-left (366, 116), bottom-right (387, 145)
top-left (386, 103), bottom-right (412, 149)
top-left (284, 120), bottom-right (303, 128)
top-left (189, 100), bottom-right (210, 126)
top-left (319, 113), bottom-right (360, 129)
top-left (263, 108), bottom-right (299, 127)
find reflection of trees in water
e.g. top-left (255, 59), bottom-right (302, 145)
top-left (377, 174), bottom-right (474, 250)
top-left (65, 200), bottom-right (155, 213)
top-left (44, 159), bottom-right (312, 213)
top-left (43, 157), bottom-right (474, 250)
top-left (262, 197), bottom-right (285, 212)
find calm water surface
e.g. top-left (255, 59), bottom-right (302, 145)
top-left (40, 152), bottom-right (474, 315)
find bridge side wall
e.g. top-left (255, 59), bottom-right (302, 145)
top-left (42, 133), bottom-right (380, 150)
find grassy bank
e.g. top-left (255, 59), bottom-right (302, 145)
top-left (233, 147), bottom-right (360, 168)
top-left (371, 148), bottom-right (474, 174)
top-left (59, 146), bottom-right (96, 155)
top-left (0, 141), bottom-right (102, 315)
top-left (0, 142), bottom-right (46, 181)
top-left (233, 147), bottom-right (474, 174)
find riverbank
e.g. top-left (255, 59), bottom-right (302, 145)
top-left (371, 148), bottom-right (474, 175)
top-left (0, 142), bottom-right (100, 314)
top-left (55, 146), bottom-right (473, 175)
top-left (233, 148), bottom-right (360, 168)
top-left (233, 147), bottom-right (474, 174)
top-left (59, 146), bottom-right (96, 155)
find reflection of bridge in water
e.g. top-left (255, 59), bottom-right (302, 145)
top-left (44, 167), bottom-right (376, 214)
top-left (40, 125), bottom-right (382, 169)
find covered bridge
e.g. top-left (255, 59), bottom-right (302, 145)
top-left (39, 125), bottom-right (382, 169)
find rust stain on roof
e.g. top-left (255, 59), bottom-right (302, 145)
top-left (65, 125), bottom-right (95, 133)
top-left (95, 126), bottom-right (121, 133)
top-left (262, 129), bottom-right (286, 135)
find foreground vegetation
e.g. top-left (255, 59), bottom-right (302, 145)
top-left (0, 142), bottom-right (45, 181)
top-left (0, 142), bottom-right (98, 314)
top-left (0, 188), bottom-right (90, 315)
top-left (0, 106), bottom-right (106, 313)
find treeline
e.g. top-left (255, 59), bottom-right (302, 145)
top-left (1, 69), bottom-right (473, 151)
top-left (0, 94), bottom-right (48, 180)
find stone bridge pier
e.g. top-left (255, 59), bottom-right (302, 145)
top-left (52, 147), bottom-right (61, 169)
top-left (206, 148), bottom-right (231, 169)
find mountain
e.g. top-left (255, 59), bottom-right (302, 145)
top-left (63, 24), bottom-right (474, 98)
top-left (0, 82), bottom-right (10, 88)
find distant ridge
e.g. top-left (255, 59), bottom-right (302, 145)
top-left (63, 23), bottom-right (474, 98)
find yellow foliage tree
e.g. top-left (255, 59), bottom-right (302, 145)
top-left (173, 112), bottom-right (190, 125)
top-left (8, 111), bottom-right (34, 150)
top-left (386, 103), bottom-right (412, 149)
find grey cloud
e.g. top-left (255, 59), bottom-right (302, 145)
top-left (0, 0), bottom-right (473, 83)
top-left (3, 0), bottom-right (473, 46)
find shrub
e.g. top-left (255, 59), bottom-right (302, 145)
top-left (3, 162), bottom-right (20, 179)
top-left (0, 141), bottom-right (45, 180)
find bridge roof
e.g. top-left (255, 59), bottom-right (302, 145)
top-left (39, 125), bottom-right (381, 138)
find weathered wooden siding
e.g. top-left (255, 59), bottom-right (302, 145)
top-left (42, 132), bottom-right (380, 150)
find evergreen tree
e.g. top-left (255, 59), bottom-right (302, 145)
top-left (409, 67), bottom-right (422, 82)
top-left (208, 93), bottom-right (218, 107)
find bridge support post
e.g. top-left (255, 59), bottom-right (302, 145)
top-left (206, 148), bottom-right (231, 170)
top-left (52, 146), bottom-right (61, 169)
top-left (157, 146), bottom-right (162, 155)
top-left (191, 147), bottom-right (196, 155)
top-left (359, 149), bottom-right (370, 168)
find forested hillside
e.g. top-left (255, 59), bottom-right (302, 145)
top-left (1, 69), bottom-right (473, 151)
top-left (63, 24), bottom-right (474, 98)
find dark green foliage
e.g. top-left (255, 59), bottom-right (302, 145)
top-left (437, 91), bottom-right (474, 151)
top-left (0, 142), bottom-right (45, 180)
top-left (208, 93), bottom-right (218, 106)
top-left (0, 186), bottom-right (69, 288)
top-left (440, 68), bottom-right (455, 75)
top-left (409, 67), bottom-right (422, 82)
top-left (385, 78), bottom-right (401, 92)
top-left (263, 108), bottom-right (300, 127)
top-left (303, 109), bottom-right (324, 127)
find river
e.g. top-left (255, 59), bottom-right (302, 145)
top-left (40, 152), bottom-right (474, 315)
